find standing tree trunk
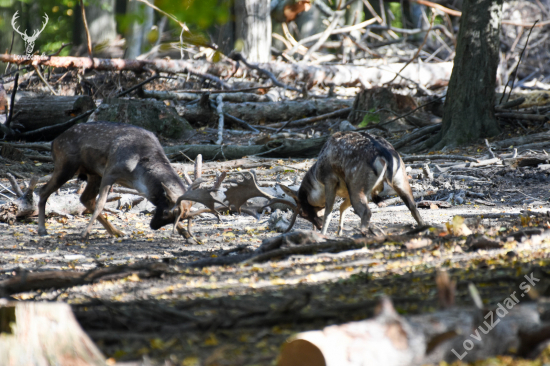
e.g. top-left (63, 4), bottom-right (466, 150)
top-left (428, 0), bottom-right (503, 150)
top-left (74, 0), bottom-right (117, 53)
top-left (234, 0), bottom-right (272, 62)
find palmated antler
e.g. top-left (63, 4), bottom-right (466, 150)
top-left (225, 171), bottom-right (299, 232)
top-left (170, 170), bottom-right (228, 234)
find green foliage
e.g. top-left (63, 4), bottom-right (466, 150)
top-left (389, 3), bottom-right (403, 29)
top-left (358, 108), bottom-right (380, 128)
top-left (1, 0), bottom-right (231, 57)
top-left (155, 0), bottom-right (231, 30)
top-left (1, 0), bottom-right (76, 55)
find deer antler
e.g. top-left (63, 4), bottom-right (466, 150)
top-left (170, 170), bottom-right (228, 233)
top-left (29, 13), bottom-right (48, 41)
top-left (11, 11), bottom-right (27, 38)
top-left (224, 171), bottom-right (299, 232)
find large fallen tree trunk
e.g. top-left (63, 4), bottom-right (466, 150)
top-left (11, 96), bottom-right (95, 133)
top-left (0, 302), bottom-right (106, 366)
top-left (164, 136), bottom-right (328, 161)
top-left (279, 294), bottom-right (548, 366)
top-left (178, 98), bottom-right (353, 126)
top-left (0, 55), bottom-right (453, 88)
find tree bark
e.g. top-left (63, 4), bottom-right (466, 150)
top-left (234, 0), bottom-right (272, 62)
top-left (429, 0), bottom-right (503, 150)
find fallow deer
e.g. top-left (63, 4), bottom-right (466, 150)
top-left (224, 132), bottom-right (425, 235)
top-left (38, 122), bottom-right (223, 238)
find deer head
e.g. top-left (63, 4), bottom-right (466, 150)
top-left (12, 11), bottom-right (48, 55)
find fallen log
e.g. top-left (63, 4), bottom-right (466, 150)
top-left (279, 292), bottom-right (548, 365)
top-left (493, 131), bottom-right (550, 148)
top-left (179, 98), bottom-right (353, 126)
top-left (0, 262), bottom-right (169, 297)
top-left (503, 155), bottom-right (550, 168)
top-left (0, 302), bottom-right (106, 366)
top-left (10, 95), bottom-right (95, 132)
top-left (0, 54), bottom-right (453, 88)
top-left (142, 89), bottom-right (275, 103)
top-left (165, 136), bottom-right (329, 161)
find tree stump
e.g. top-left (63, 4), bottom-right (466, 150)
top-left (349, 87), bottom-right (432, 132)
top-left (0, 301), bottom-right (106, 366)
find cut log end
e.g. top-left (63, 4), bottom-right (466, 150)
top-left (278, 339), bottom-right (326, 366)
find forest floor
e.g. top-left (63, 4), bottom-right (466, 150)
top-left (2, 150), bottom-right (550, 366)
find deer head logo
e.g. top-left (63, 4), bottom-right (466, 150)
top-left (11, 11), bottom-right (48, 55)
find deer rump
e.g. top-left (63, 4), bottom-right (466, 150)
top-left (279, 132), bottom-right (425, 235)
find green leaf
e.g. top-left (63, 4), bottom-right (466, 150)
top-left (357, 108), bottom-right (380, 128)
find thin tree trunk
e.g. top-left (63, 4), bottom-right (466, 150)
top-left (74, 0), bottom-right (117, 48)
top-left (428, 0), bottom-right (503, 150)
top-left (234, 0), bottom-right (272, 62)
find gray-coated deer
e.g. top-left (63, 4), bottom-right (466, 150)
top-left (38, 122), bottom-right (219, 238)
top-left (285, 131), bottom-right (425, 234)
top-left (227, 132), bottom-right (425, 235)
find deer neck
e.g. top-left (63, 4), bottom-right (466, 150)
top-left (138, 161), bottom-right (187, 208)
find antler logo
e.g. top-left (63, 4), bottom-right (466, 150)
top-left (11, 11), bottom-right (49, 55)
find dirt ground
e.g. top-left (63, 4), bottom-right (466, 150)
top-left (2, 152), bottom-right (550, 365)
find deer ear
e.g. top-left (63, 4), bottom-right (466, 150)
top-left (162, 183), bottom-right (179, 205)
top-left (279, 184), bottom-right (299, 202)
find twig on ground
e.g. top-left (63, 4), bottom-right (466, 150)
top-left (499, 20), bottom-right (539, 105)
top-left (13, 109), bottom-right (95, 140)
top-left (216, 95), bottom-right (224, 145)
top-left (118, 75), bottom-right (168, 97)
top-left (485, 139), bottom-right (496, 159)
top-left (495, 97), bottom-right (526, 111)
top-left (224, 113), bottom-right (259, 133)
top-left (402, 155), bottom-right (480, 163)
top-left (267, 108), bottom-right (352, 129)
top-left (229, 53), bottom-right (300, 93)
top-left (386, 13), bottom-right (435, 85)
top-left (33, 65), bottom-right (58, 95)
top-left (303, 12), bottom-right (344, 62)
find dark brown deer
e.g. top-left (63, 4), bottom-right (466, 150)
top-left (225, 132), bottom-right (425, 235)
top-left (38, 122), bottom-right (222, 238)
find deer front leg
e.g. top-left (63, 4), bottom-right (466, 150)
top-left (337, 198), bottom-right (351, 236)
top-left (321, 184), bottom-right (338, 235)
top-left (349, 191), bottom-right (372, 236)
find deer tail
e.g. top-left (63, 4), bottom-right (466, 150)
top-left (373, 159), bottom-right (388, 194)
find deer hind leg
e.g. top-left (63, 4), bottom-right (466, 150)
top-left (38, 162), bottom-right (79, 236)
top-left (81, 176), bottom-right (116, 239)
top-left (349, 191), bottom-right (372, 236)
top-left (80, 175), bottom-right (125, 238)
top-left (337, 198), bottom-right (351, 236)
top-left (391, 171), bottom-right (425, 226)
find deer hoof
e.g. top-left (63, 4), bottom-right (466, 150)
top-left (37, 228), bottom-right (48, 236)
